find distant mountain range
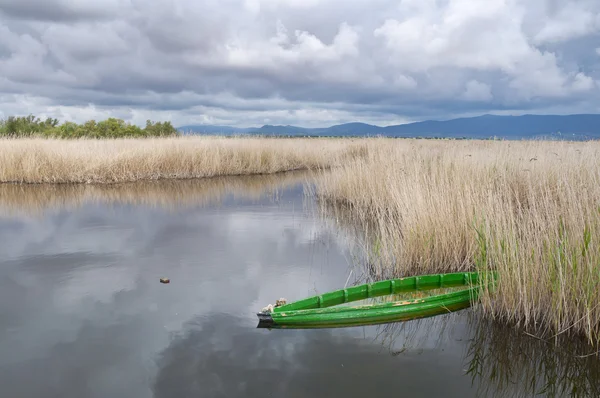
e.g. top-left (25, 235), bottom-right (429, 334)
top-left (178, 114), bottom-right (600, 140)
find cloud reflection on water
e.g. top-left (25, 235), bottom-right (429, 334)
top-left (0, 174), bottom-right (598, 397)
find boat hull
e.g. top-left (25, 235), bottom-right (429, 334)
top-left (257, 271), bottom-right (495, 329)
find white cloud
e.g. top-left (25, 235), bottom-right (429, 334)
top-left (533, 2), bottom-right (600, 44)
top-left (393, 75), bottom-right (418, 90)
top-left (0, 92), bottom-right (412, 127)
top-left (217, 21), bottom-right (360, 82)
top-left (572, 72), bottom-right (595, 92)
top-left (462, 80), bottom-right (492, 102)
top-left (0, 0), bottom-right (599, 126)
top-left (373, 0), bottom-right (533, 72)
top-left (371, 0), bottom-right (598, 102)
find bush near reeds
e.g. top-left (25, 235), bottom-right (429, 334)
top-left (0, 115), bottom-right (178, 138)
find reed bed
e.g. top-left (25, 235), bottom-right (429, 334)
top-left (0, 171), bottom-right (311, 216)
top-left (0, 136), bottom-right (368, 184)
top-left (316, 139), bottom-right (600, 344)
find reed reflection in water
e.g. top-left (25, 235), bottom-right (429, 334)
top-left (464, 314), bottom-right (600, 398)
top-left (0, 171), bottom-right (315, 216)
top-left (1, 173), bottom-right (599, 397)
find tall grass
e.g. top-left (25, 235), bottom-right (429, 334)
top-left (316, 139), bottom-right (600, 344)
top-left (0, 137), bottom-right (368, 184)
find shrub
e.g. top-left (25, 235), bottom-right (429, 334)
top-left (0, 115), bottom-right (180, 138)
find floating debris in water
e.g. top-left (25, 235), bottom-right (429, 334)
top-left (160, 278), bottom-right (170, 284)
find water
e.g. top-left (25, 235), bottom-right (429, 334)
top-left (0, 174), bottom-right (598, 398)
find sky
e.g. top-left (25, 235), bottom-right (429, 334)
top-left (0, 0), bottom-right (599, 127)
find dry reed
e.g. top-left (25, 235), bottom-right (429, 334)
top-left (0, 136), bottom-right (368, 184)
top-left (316, 139), bottom-right (600, 344)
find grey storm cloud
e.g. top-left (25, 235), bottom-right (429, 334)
top-left (0, 0), bottom-right (123, 22)
top-left (0, 0), bottom-right (599, 127)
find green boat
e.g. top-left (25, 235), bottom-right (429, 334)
top-left (257, 271), bottom-right (496, 329)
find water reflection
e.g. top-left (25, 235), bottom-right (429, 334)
top-left (0, 175), bottom-right (354, 398)
top-left (0, 175), bottom-right (598, 398)
top-left (0, 171), bottom-right (314, 216)
top-left (152, 313), bottom-right (475, 398)
top-left (465, 315), bottom-right (600, 398)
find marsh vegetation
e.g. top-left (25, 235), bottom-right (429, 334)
top-left (1, 135), bottom-right (599, 346)
top-left (316, 139), bottom-right (600, 345)
top-left (0, 137), bottom-right (367, 184)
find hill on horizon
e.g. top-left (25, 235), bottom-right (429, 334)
top-left (178, 114), bottom-right (600, 140)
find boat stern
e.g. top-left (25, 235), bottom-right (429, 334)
top-left (256, 311), bottom-right (276, 328)
top-left (256, 311), bottom-right (273, 322)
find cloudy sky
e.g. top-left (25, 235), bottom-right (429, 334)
top-left (0, 0), bottom-right (599, 127)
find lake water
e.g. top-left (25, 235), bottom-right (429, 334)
top-left (0, 174), bottom-right (598, 398)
